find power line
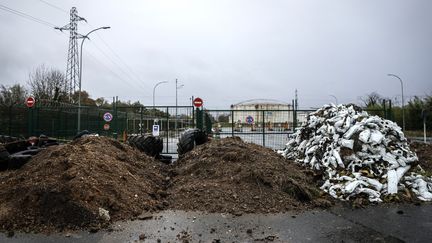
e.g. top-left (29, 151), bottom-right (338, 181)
top-left (37, 0), bottom-right (68, 14)
top-left (83, 48), bottom-right (147, 93)
top-left (29, 0), bottom-right (155, 98)
top-left (87, 40), bottom-right (149, 92)
top-left (0, 3), bottom-right (56, 28)
top-left (92, 29), bottom-right (153, 91)
top-left (35, 0), bottom-right (155, 94)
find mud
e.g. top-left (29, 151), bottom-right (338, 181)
top-left (167, 137), bottom-right (333, 214)
top-left (0, 136), bottom-right (166, 233)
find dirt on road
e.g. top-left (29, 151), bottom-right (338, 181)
top-left (167, 137), bottom-right (332, 214)
top-left (0, 136), bottom-right (167, 233)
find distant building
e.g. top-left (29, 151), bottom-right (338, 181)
top-left (230, 99), bottom-right (295, 130)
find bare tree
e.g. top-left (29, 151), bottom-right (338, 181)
top-left (0, 84), bottom-right (27, 107)
top-left (361, 92), bottom-right (383, 107)
top-left (27, 65), bottom-right (68, 102)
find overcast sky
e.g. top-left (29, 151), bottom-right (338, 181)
top-left (0, 0), bottom-right (431, 108)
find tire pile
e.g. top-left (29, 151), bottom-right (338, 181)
top-left (279, 104), bottom-right (432, 202)
top-left (177, 128), bottom-right (208, 156)
top-left (0, 135), bottom-right (58, 171)
top-left (127, 135), bottom-right (163, 157)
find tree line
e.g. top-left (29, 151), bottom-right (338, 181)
top-left (361, 92), bottom-right (431, 131)
top-left (0, 64), bottom-right (131, 108)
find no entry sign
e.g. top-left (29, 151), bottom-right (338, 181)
top-left (26, 97), bottom-right (35, 108)
top-left (193, 97), bottom-right (203, 108)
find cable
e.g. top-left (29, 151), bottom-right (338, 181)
top-left (32, 0), bottom-right (154, 97)
top-left (93, 30), bottom-right (153, 91)
top-left (86, 22), bottom-right (153, 91)
top-left (87, 41), bottom-right (149, 92)
top-left (83, 48), bottom-right (148, 92)
top-left (36, 1), bottom-right (153, 93)
top-left (37, 0), bottom-right (68, 14)
top-left (0, 3), bottom-right (56, 28)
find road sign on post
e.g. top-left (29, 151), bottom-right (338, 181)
top-left (193, 97), bottom-right (203, 108)
top-left (152, 125), bottom-right (160, 136)
top-left (103, 112), bottom-right (113, 122)
top-left (246, 115), bottom-right (254, 124)
top-left (104, 123), bottom-right (110, 130)
top-left (26, 97), bottom-right (35, 108)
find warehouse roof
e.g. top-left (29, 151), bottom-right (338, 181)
top-left (233, 99), bottom-right (290, 106)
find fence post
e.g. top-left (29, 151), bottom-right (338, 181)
top-left (140, 107), bottom-right (143, 135)
top-left (8, 106), bottom-right (12, 136)
top-left (166, 107), bottom-right (169, 153)
top-left (382, 100), bottom-right (387, 119)
top-left (262, 110), bottom-right (265, 147)
top-left (27, 108), bottom-right (31, 137)
top-left (231, 110), bottom-right (234, 137)
top-left (388, 100), bottom-right (392, 121)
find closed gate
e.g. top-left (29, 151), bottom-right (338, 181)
top-left (118, 105), bottom-right (195, 154)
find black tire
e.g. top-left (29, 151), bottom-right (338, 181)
top-left (8, 155), bottom-right (32, 170)
top-left (128, 136), bottom-right (140, 150)
top-left (141, 136), bottom-right (163, 157)
top-left (12, 148), bottom-right (43, 156)
top-left (129, 135), bottom-right (163, 157)
top-left (4, 140), bottom-right (32, 154)
top-left (0, 145), bottom-right (10, 171)
top-left (157, 154), bottom-right (172, 164)
top-left (177, 129), bottom-right (208, 156)
top-left (74, 130), bottom-right (91, 140)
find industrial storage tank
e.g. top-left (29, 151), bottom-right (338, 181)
top-left (230, 99), bottom-right (294, 131)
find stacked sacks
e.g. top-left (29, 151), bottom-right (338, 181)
top-left (279, 104), bottom-right (431, 202)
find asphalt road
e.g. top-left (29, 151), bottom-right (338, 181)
top-left (1, 203), bottom-right (431, 242)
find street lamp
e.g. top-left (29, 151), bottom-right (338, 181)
top-left (77, 26), bottom-right (110, 132)
top-left (387, 74), bottom-right (405, 132)
top-left (175, 78), bottom-right (184, 134)
top-left (329, 95), bottom-right (338, 105)
top-left (153, 81), bottom-right (168, 123)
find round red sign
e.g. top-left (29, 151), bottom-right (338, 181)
top-left (193, 97), bottom-right (203, 108)
top-left (26, 97), bottom-right (35, 108)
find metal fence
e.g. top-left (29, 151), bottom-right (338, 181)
top-left (118, 106), bottom-right (195, 154)
top-left (0, 101), bottom-right (411, 153)
top-left (0, 100), bottom-right (128, 140)
top-left (206, 109), bottom-right (314, 151)
top-left (206, 107), bottom-right (399, 151)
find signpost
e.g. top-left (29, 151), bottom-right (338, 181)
top-left (193, 97), bottom-right (203, 108)
top-left (152, 124), bottom-right (160, 137)
top-left (26, 97), bottom-right (35, 108)
top-left (246, 115), bottom-right (254, 125)
top-left (103, 112), bottom-right (113, 122)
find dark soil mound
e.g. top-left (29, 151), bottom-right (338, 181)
top-left (167, 137), bottom-right (332, 214)
top-left (410, 142), bottom-right (432, 175)
top-left (0, 136), bottom-right (166, 233)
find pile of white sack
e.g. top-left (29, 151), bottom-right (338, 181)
top-left (279, 104), bottom-right (432, 202)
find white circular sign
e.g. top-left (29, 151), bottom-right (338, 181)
top-left (103, 112), bottom-right (113, 122)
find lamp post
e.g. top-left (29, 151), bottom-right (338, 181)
top-left (387, 74), bottom-right (405, 132)
top-left (329, 95), bottom-right (338, 105)
top-left (77, 26), bottom-right (110, 132)
top-left (153, 81), bottom-right (168, 124)
top-left (175, 78), bottom-right (184, 134)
